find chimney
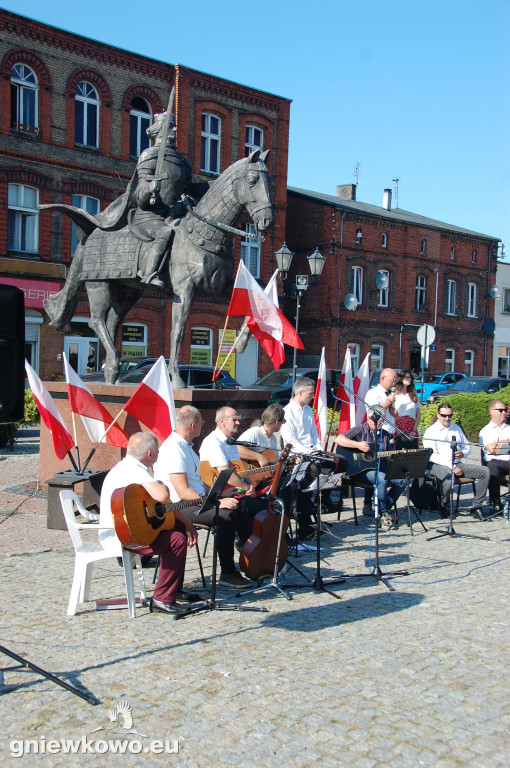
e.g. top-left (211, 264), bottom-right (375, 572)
top-left (337, 184), bottom-right (356, 201)
top-left (382, 188), bottom-right (392, 210)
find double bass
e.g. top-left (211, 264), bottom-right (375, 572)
top-left (239, 444), bottom-right (292, 581)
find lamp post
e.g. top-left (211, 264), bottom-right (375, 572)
top-left (275, 243), bottom-right (326, 385)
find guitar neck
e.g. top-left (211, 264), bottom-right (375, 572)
top-left (236, 462), bottom-right (277, 480)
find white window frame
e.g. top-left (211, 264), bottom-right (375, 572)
top-left (371, 344), bottom-right (383, 371)
top-left (471, 248), bottom-right (477, 264)
top-left (75, 82), bottom-right (99, 148)
top-left (8, 184), bottom-right (39, 253)
top-left (445, 348), bottom-right (455, 373)
top-left (420, 239), bottom-right (427, 255)
top-left (503, 288), bottom-right (510, 314)
top-left (377, 270), bottom-right (389, 308)
top-left (241, 224), bottom-right (261, 278)
top-left (450, 245), bottom-right (456, 261)
top-left (355, 228), bottom-right (362, 245)
top-left (467, 282), bottom-right (477, 318)
top-left (415, 274), bottom-right (426, 310)
top-left (129, 97), bottom-right (152, 158)
top-left (381, 232), bottom-right (388, 249)
top-left (498, 346), bottom-right (510, 378)
top-left (446, 279), bottom-right (457, 315)
top-left (464, 349), bottom-right (474, 376)
top-left (245, 124), bottom-right (264, 155)
top-left (71, 194), bottom-right (100, 256)
top-left (352, 266), bottom-right (363, 304)
top-left (11, 63), bottom-right (38, 134)
top-left (201, 112), bottom-right (221, 174)
top-left (347, 343), bottom-right (359, 375)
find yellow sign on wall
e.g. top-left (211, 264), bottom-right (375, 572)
top-left (218, 329), bottom-right (237, 378)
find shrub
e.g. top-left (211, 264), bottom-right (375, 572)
top-left (418, 385), bottom-right (510, 442)
top-left (22, 389), bottom-right (39, 426)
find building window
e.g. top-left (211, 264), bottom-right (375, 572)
top-left (11, 63), bottom-right (38, 134)
top-left (503, 288), bottom-right (510, 313)
top-left (201, 113), bottom-right (221, 173)
top-left (450, 245), bottom-right (456, 261)
top-left (467, 283), bottom-right (477, 318)
top-left (75, 82), bottom-right (99, 148)
top-left (355, 228), bottom-right (362, 245)
top-left (241, 224), bottom-right (260, 278)
top-left (381, 232), bottom-right (388, 249)
top-left (347, 343), bottom-right (359, 374)
top-left (121, 323), bottom-right (147, 358)
top-left (245, 124), bottom-right (264, 155)
top-left (129, 96), bottom-right (152, 158)
top-left (377, 270), bottom-right (389, 308)
top-left (464, 349), bottom-right (474, 376)
top-left (71, 195), bottom-right (100, 256)
top-left (421, 239), bottom-right (427, 255)
top-left (352, 266), bottom-right (363, 304)
top-left (445, 348), bottom-right (455, 372)
top-left (371, 344), bottom-right (383, 371)
top-left (472, 248), bottom-right (477, 264)
top-left (8, 184), bottom-right (38, 253)
top-left (498, 346), bottom-right (510, 378)
top-left (446, 279), bottom-right (457, 315)
top-left (415, 274), bottom-right (426, 310)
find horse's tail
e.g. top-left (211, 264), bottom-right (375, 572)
top-left (43, 246), bottom-right (85, 329)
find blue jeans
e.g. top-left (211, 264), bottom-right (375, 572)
top-left (360, 470), bottom-right (407, 515)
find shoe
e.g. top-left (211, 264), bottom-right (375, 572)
top-left (149, 598), bottom-right (189, 617)
top-left (380, 513), bottom-right (394, 530)
top-left (234, 537), bottom-right (243, 553)
top-left (218, 571), bottom-right (252, 589)
top-left (439, 505), bottom-right (450, 519)
top-left (176, 590), bottom-right (205, 603)
top-left (491, 501), bottom-right (502, 513)
top-left (469, 507), bottom-right (484, 521)
top-left (362, 505), bottom-right (374, 517)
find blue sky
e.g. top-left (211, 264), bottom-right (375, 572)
top-left (3, 0), bottom-right (509, 254)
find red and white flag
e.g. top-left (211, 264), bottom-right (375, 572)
top-left (123, 356), bottom-right (176, 441)
top-left (312, 347), bottom-right (327, 446)
top-left (25, 360), bottom-right (74, 460)
top-left (353, 353), bottom-right (371, 427)
top-left (337, 347), bottom-right (355, 434)
top-left (228, 261), bottom-right (303, 369)
top-left (63, 354), bottom-right (128, 448)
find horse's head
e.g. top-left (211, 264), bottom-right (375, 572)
top-left (231, 149), bottom-right (274, 231)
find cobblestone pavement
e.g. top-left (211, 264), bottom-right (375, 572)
top-left (0, 440), bottom-right (509, 767)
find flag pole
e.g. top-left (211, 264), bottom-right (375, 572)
top-left (212, 315), bottom-right (232, 381)
top-left (326, 396), bottom-right (340, 448)
top-left (66, 449), bottom-right (79, 472)
top-left (212, 319), bottom-right (249, 376)
top-left (81, 408), bottom-right (126, 473)
top-left (70, 411), bottom-right (81, 471)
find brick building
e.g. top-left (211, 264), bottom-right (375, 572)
top-left (284, 184), bottom-right (500, 377)
top-left (0, 10), bottom-right (290, 384)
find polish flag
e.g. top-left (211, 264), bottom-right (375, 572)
top-left (228, 261), bottom-right (303, 369)
top-left (312, 347), bottom-right (327, 446)
top-left (25, 360), bottom-right (74, 460)
top-left (123, 356), bottom-right (176, 441)
top-left (353, 353), bottom-right (371, 427)
top-left (63, 354), bottom-right (128, 447)
top-left (337, 347), bottom-right (355, 434)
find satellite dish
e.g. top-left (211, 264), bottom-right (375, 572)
top-left (375, 271), bottom-right (389, 290)
top-left (482, 317), bottom-right (495, 335)
top-left (344, 294), bottom-right (359, 311)
top-left (489, 285), bottom-right (500, 299)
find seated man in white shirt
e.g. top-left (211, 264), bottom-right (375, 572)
top-left (238, 403), bottom-right (285, 455)
top-left (479, 399), bottom-right (510, 511)
top-left (423, 402), bottom-right (490, 520)
top-left (99, 431), bottom-right (198, 617)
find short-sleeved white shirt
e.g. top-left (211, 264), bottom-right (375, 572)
top-left (153, 431), bottom-right (205, 502)
top-left (99, 455), bottom-right (154, 552)
top-left (479, 420), bottom-right (510, 463)
top-left (199, 427), bottom-right (239, 468)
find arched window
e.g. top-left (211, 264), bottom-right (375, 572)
top-left (75, 82), bottom-right (99, 148)
top-left (11, 63), bottom-right (38, 134)
top-left (377, 270), bottom-right (389, 308)
top-left (447, 279), bottom-right (457, 315)
top-left (245, 124), bottom-right (264, 155)
top-left (201, 113), bottom-right (221, 173)
top-left (129, 96), bottom-right (152, 157)
top-left (352, 265), bottom-right (363, 304)
top-left (415, 274), bottom-right (426, 310)
top-left (8, 184), bottom-right (39, 253)
top-left (467, 283), bottom-right (477, 318)
top-left (420, 239), bottom-right (427, 255)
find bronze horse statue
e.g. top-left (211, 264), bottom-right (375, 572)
top-left (42, 149), bottom-right (273, 387)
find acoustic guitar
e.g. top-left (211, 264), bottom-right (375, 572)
top-left (112, 484), bottom-right (211, 547)
top-left (335, 445), bottom-right (425, 478)
top-left (199, 449), bottom-right (277, 488)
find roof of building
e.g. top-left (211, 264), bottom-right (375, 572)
top-left (288, 186), bottom-right (500, 242)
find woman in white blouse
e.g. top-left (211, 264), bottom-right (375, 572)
top-left (394, 369), bottom-right (420, 442)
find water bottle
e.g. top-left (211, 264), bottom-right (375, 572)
top-left (503, 500), bottom-right (509, 522)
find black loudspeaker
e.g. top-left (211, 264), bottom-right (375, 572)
top-left (0, 284), bottom-right (25, 423)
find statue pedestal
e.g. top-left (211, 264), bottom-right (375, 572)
top-left (39, 381), bottom-right (271, 488)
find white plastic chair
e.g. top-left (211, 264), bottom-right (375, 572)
top-left (59, 490), bottom-right (146, 618)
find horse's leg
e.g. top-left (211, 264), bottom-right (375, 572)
top-left (85, 281), bottom-right (124, 384)
top-left (43, 244), bottom-right (85, 328)
top-left (105, 284), bottom-right (143, 350)
top-left (169, 279), bottom-right (196, 388)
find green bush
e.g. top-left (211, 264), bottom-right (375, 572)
top-left (22, 389), bottom-right (39, 426)
top-left (418, 385), bottom-right (510, 442)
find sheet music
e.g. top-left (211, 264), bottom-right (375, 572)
top-left (302, 472), bottom-right (344, 493)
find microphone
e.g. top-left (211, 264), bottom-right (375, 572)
top-left (225, 438), bottom-right (260, 448)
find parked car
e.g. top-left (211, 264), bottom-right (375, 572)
top-left (429, 376), bottom-right (509, 403)
top-left (82, 358), bottom-right (240, 388)
top-left (245, 367), bottom-right (343, 406)
top-left (413, 372), bottom-right (465, 402)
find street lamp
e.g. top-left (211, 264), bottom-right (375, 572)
top-left (275, 244), bottom-right (326, 385)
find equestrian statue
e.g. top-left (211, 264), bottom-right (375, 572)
top-left (41, 88), bottom-right (273, 387)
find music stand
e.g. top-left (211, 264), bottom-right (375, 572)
top-left (175, 468), bottom-right (267, 619)
top-left (385, 449), bottom-right (432, 534)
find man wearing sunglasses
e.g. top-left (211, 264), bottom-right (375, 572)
top-left (423, 403), bottom-right (490, 520)
top-left (479, 400), bottom-right (510, 511)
